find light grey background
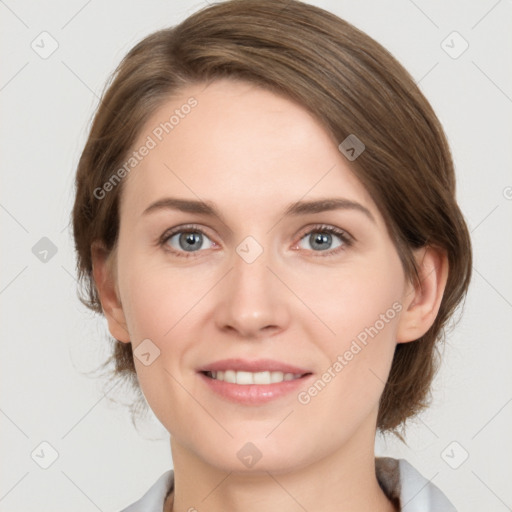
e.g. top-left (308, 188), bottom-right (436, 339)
top-left (1, 0), bottom-right (511, 510)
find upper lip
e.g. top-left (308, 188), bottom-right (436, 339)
top-left (199, 358), bottom-right (312, 375)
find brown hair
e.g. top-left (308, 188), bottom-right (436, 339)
top-left (72, 0), bottom-right (472, 440)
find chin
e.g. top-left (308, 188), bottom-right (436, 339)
top-left (196, 436), bottom-right (314, 475)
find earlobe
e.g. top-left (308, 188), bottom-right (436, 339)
top-left (396, 245), bottom-right (449, 344)
top-left (91, 240), bottom-right (131, 343)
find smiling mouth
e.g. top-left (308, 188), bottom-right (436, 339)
top-left (202, 370), bottom-right (311, 385)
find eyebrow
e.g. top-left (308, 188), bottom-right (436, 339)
top-left (142, 197), bottom-right (376, 224)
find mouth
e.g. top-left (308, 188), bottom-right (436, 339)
top-left (201, 370), bottom-right (309, 385)
top-left (197, 358), bottom-right (314, 404)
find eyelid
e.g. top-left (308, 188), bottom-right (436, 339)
top-left (295, 223), bottom-right (354, 243)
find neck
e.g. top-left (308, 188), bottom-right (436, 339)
top-left (165, 432), bottom-right (397, 512)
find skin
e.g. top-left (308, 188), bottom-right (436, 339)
top-left (92, 78), bottom-right (448, 512)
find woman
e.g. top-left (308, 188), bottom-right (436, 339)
top-left (72, 1), bottom-right (472, 510)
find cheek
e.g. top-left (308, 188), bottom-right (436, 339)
top-left (297, 258), bottom-right (404, 351)
top-left (117, 259), bottom-right (198, 427)
top-left (294, 264), bottom-right (403, 431)
top-left (118, 251), bottom-right (206, 343)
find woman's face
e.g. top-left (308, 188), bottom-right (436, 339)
top-left (108, 78), bottom-right (417, 472)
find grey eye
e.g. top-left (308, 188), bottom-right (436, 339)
top-left (298, 231), bottom-right (343, 251)
top-left (168, 231), bottom-right (214, 252)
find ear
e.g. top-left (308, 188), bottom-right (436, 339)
top-left (396, 245), bottom-right (449, 344)
top-left (91, 240), bottom-right (130, 343)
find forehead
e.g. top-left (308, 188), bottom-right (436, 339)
top-left (120, 79), bottom-right (379, 225)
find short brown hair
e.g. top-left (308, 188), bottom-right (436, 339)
top-left (72, 0), bottom-right (472, 439)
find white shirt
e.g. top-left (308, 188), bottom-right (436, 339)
top-left (119, 457), bottom-right (457, 511)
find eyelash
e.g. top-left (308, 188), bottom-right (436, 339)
top-left (157, 223), bottom-right (354, 259)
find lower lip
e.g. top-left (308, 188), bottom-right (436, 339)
top-left (198, 372), bottom-right (313, 405)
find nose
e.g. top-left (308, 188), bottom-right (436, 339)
top-left (214, 245), bottom-right (290, 340)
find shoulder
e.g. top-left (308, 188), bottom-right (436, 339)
top-left (119, 469), bottom-right (174, 512)
top-left (376, 456), bottom-right (458, 511)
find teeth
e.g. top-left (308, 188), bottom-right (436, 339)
top-left (236, 371), bottom-right (254, 385)
top-left (225, 370), bottom-right (236, 383)
top-left (254, 371), bottom-right (270, 384)
top-left (207, 370), bottom-right (303, 384)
